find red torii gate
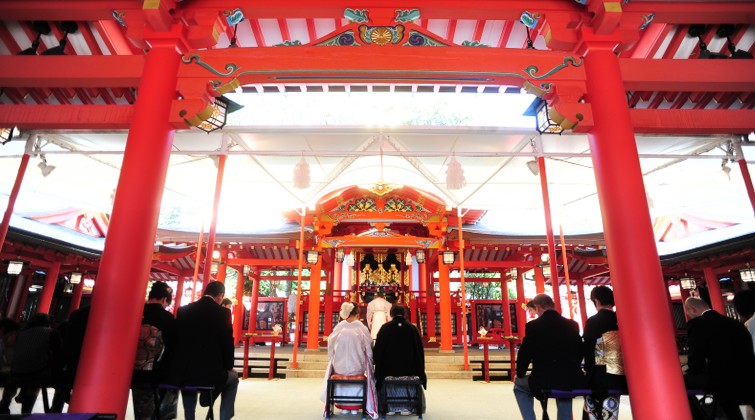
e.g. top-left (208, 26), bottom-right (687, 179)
top-left (1, 1), bottom-right (754, 419)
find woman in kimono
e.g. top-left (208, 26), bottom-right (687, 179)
top-left (321, 302), bottom-right (378, 418)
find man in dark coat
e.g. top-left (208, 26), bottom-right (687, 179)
top-left (514, 293), bottom-right (584, 420)
top-left (168, 281), bottom-right (238, 420)
top-left (684, 297), bottom-right (755, 420)
top-left (373, 304), bottom-right (426, 415)
top-left (132, 281), bottom-right (177, 420)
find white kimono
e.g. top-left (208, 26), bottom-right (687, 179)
top-left (366, 297), bottom-right (392, 341)
top-left (321, 320), bottom-right (378, 419)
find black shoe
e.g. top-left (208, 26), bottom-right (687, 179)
top-left (199, 390), bottom-right (211, 407)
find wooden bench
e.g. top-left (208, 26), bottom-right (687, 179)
top-left (325, 375), bottom-right (367, 420)
top-left (233, 356), bottom-right (288, 379)
top-left (380, 377), bottom-right (424, 420)
top-left (540, 389), bottom-right (627, 420)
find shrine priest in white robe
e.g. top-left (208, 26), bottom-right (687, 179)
top-left (366, 291), bottom-right (393, 341)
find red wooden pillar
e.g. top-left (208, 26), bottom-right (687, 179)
top-left (234, 270), bottom-right (245, 345)
top-left (501, 277), bottom-right (512, 337)
top-left (418, 255), bottom-right (426, 297)
top-left (68, 280), bottom-right (85, 316)
top-left (703, 267), bottom-right (725, 314)
top-left (36, 261), bottom-right (61, 314)
top-left (421, 260), bottom-right (436, 341)
top-left (438, 254), bottom-right (453, 351)
top-left (0, 138), bottom-right (32, 253)
top-left (14, 272), bottom-right (34, 321)
top-left (323, 266), bottom-right (335, 336)
top-left (69, 41), bottom-right (184, 418)
top-left (306, 254), bottom-right (323, 349)
top-left (575, 277), bottom-right (588, 328)
top-left (514, 270), bottom-right (526, 339)
top-left (248, 270), bottom-right (260, 335)
top-left (534, 264), bottom-right (545, 294)
top-left (173, 276), bottom-right (185, 312)
top-left (216, 260), bottom-right (228, 283)
top-left (292, 208), bottom-right (306, 368)
top-left (538, 157), bottom-right (561, 313)
top-left (583, 40), bottom-right (690, 419)
top-left (202, 149), bottom-right (228, 285)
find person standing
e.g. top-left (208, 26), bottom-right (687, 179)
top-left (132, 281), bottom-right (177, 420)
top-left (582, 286), bottom-right (626, 420)
top-left (0, 313), bottom-right (63, 414)
top-left (366, 291), bottom-right (392, 341)
top-left (514, 294), bottom-right (584, 420)
top-left (373, 304), bottom-right (426, 416)
top-left (168, 281), bottom-right (238, 420)
top-left (684, 297), bottom-right (755, 420)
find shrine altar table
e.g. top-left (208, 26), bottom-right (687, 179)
top-left (243, 333), bottom-right (283, 380)
top-left (478, 335), bottom-right (519, 382)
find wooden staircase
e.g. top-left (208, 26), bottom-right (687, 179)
top-left (283, 349), bottom-right (511, 380)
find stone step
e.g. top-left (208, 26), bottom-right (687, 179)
top-left (425, 362), bottom-right (466, 371)
top-left (285, 369), bottom-right (476, 380)
top-left (281, 360), bottom-right (328, 370)
top-left (426, 370), bottom-right (475, 380)
top-left (285, 369), bottom-right (328, 379)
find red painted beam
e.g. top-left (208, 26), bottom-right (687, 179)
top-left (0, 105), bottom-right (133, 129)
top-left (619, 59), bottom-right (755, 92)
top-left (0, 56), bottom-right (145, 88)
top-left (629, 109), bottom-right (755, 134)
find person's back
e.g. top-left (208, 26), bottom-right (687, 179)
top-left (514, 294), bottom-right (583, 420)
top-left (132, 282), bottom-right (177, 420)
top-left (685, 300), bottom-right (755, 397)
top-left (7, 314), bottom-right (62, 414)
top-left (323, 302), bottom-right (377, 418)
top-left (684, 297), bottom-right (755, 419)
top-left (373, 304), bottom-right (426, 416)
top-left (168, 281), bottom-right (237, 420)
top-left (373, 305), bottom-right (426, 390)
top-left (367, 294), bottom-right (392, 341)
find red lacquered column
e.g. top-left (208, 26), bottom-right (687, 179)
top-left (538, 156), bottom-right (561, 313)
top-left (583, 44), bottom-right (690, 419)
top-left (36, 261), bottom-right (60, 314)
top-left (438, 254), bottom-right (453, 351)
top-left (306, 255), bottom-right (323, 349)
top-left (69, 41), bottom-right (182, 418)
top-left (0, 139), bottom-right (32, 252)
top-left (703, 267), bottom-right (725, 314)
top-left (68, 280), bottom-right (85, 316)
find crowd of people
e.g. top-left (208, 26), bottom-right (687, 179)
top-left (0, 280), bottom-right (237, 420)
top-left (514, 287), bottom-right (755, 420)
top-left (0, 281), bottom-right (753, 419)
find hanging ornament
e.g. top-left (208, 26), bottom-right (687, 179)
top-left (446, 156), bottom-right (466, 190)
top-left (293, 156), bottom-right (310, 189)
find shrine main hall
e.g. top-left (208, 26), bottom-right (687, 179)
top-left (1, 1), bottom-right (754, 419)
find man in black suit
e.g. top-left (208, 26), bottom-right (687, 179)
top-left (684, 297), bottom-right (755, 420)
top-left (374, 304), bottom-right (427, 415)
top-left (514, 293), bottom-right (584, 420)
top-left (168, 281), bottom-right (238, 420)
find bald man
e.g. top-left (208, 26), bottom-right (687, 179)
top-left (683, 297), bottom-right (755, 420)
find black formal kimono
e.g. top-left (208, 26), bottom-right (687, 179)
top-left (685, 309), bottom-right (755, 418)
top-left (167, 296), bottom-right (234, 390)
top-left (373, 315), bottom-right (426, 390)
top-left (516, 309), bottom-right (585, 397)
